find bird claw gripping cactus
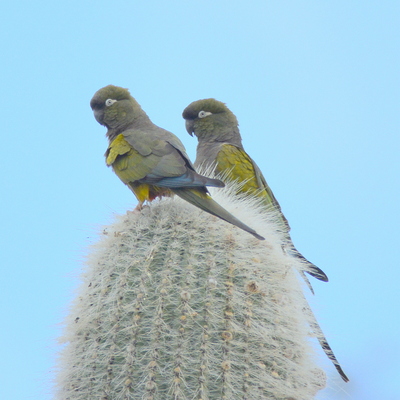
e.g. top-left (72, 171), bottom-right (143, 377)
top-left (55, 190), bottom-right (328, 400)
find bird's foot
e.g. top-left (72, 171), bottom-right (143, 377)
top-left (131, 202), bottom-right (145, 214)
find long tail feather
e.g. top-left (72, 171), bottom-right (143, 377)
top-left (305, 302), bottom-right (349, 382)
top-left (285, 244), bottom-right (329, 282)
top-left (172, 188), bottom-right (264, 240)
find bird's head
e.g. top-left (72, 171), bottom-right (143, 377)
top-left (90, 85), bottom-right (142, 131)
top-left (182, 99), bottom-right (238, 141)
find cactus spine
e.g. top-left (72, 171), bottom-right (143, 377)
top-left (55, 190), bottom-right (326, 399)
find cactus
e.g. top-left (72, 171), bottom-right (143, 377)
top-left (55, 188), bottom-right (326, 399)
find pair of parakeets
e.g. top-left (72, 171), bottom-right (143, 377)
top-left (90, 84), bottom-right (348, 382)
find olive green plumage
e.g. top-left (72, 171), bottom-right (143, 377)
top-left (183, 98), bottom-right (327, 282)
top-left (90, 86), bottom-right (264, 240)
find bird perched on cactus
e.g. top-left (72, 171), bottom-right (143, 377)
top-left (183, 98), bottom-right (349, 382)
top-left (90, 85), bottom-right (264, 240)
top-left (183, 98), bottom-right (327, 284)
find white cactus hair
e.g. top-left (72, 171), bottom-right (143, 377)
top-left (55, 177), bottom-right (326, 399)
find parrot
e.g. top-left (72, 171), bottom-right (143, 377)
top-left (183, 98), bottom-right (328, 287)
top-left (90, 85), bottom-right (264, 241)
top-left (183, 98), bottom-right (349, 382)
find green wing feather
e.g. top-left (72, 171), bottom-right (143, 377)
top-left (106, 133), bottom-right (157, 183)
top-left (106, 132), bottom-right (188, 184)
top-left (215, 144), bottom-right (328, 283)
top-left (216, 144), bottom-right (289, 228)
top-left (123, 130), bottom-right (188, 178)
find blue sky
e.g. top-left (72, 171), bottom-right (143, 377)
top-left (1, 1), bottom-right (399, 399)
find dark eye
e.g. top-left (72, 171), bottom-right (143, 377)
top-left (198, 110), bottom-right (212, 118)
top-left (105, 99), bottom-right (117, 107)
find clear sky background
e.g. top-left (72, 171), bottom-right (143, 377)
top-left (1, 1), bottom-right (399, 399)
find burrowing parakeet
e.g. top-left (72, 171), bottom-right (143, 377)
top-left (90, 86), bottom-right (264, 240)
top-left (183, 98), bottom-right (349, 382)
top-left (183, 98), bottom-right (327, 284)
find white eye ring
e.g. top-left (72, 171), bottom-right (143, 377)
top-left (105, 99), bottom-right (117, 107)
top-left (198, 110), bottom-right (212, 118)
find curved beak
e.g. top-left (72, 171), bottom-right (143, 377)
top-left (93, 109), bottom-right (104, 126)
top-left (185, 119), bottom-right (194, 136)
